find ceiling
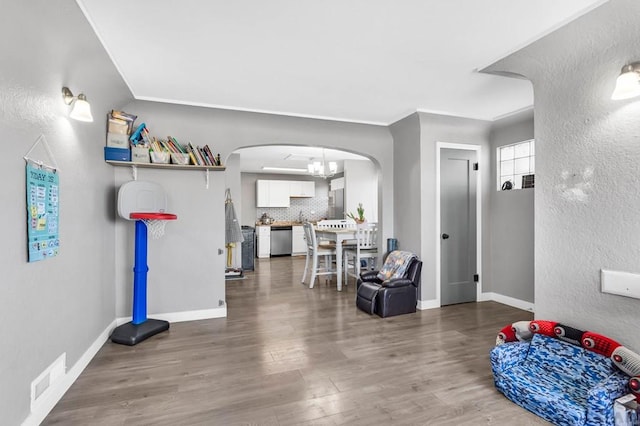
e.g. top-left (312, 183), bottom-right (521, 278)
top-left (78, 0), bottom-right (606, 125)
top-left (78, 1), bottom-right (606, 174)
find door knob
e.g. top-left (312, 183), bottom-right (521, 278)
top-left (442, 233), bottom-right (450, 240)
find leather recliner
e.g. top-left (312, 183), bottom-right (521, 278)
top-left (356, 257), bottom-right (422, 318)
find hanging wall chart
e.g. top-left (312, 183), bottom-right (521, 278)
top-left (24, 135), bottom-right (60, 262)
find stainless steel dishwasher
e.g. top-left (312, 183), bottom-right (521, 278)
top-left (270, 225), bottom-right (292, 256)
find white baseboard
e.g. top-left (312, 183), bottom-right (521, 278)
top-left (417, 294), bottom-right (534, 312)
top-left (480, 292), bottom-right (534, 312)
top-left (417, 299), bottom-right (440, 310)
top-left (116, 306), bottom-right (227, 326)
top-left (22, 320), bottom-right (117, 426)
top-left (24, 306), bottom-right (227, 426)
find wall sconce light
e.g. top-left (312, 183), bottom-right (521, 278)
top-left (62, 87), bottom-right (94, 122)
top-left (611, 63), bottom-right (640, 100)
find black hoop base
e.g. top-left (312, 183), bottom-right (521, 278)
top-left (110, 319), bottom-right (169, 346)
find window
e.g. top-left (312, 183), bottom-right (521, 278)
top-left (497, 139), bottom-right (535, 190)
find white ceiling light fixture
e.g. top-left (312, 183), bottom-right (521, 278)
top-left (307, 149), bottom-right (337, 179)
top-left (611, 63), bottom-right (640, 100)
top-left (261, 166), bottom-right (308, 172)
top-left (62, 87), bottom-right (94, 122)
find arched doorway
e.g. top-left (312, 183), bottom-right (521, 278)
top-left (225, 145), bottom-right (380, 272)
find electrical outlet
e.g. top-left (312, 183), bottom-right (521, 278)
top-left (601, 269), bottom-right (640, 299)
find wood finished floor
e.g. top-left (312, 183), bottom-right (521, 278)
top-left (44, 256), bottom-right (546, 425)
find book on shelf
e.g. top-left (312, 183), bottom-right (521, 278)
top-left (206, 147), bottom-right (217, 165)
top-left (111, 110), bottom-right (137, 123)
top-left (126, 135), bottom-right (222, 167)
top-left (108, 110), bottom-right (137, 134)
top-left (184, 143), bottom-right (199, 165)
top-left (204, 145), bottom-right (218, 166)
top-left (168, 136), bottom-right (187, 154)
top-left (199, 147), bottom-right (212, 165)
top-left (187, 142), bottom-right (206, 166)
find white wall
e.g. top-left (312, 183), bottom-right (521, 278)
top-left (488, 110), bottom-right (535, 303)
top-left (0, 2), bottom-right (133, 424)
top-left (485, 0), bottom-right (640, 349)
top-left (344, 159), bottom-right (378, 223)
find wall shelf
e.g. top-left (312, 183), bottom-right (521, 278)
top-left (106, 160), bottom-right (225, 171)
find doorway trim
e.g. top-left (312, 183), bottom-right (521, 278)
top-left (435, 142), bottom-right (482, 306)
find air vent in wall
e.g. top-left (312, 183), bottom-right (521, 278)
top-left (30, 353), bottom-right (66, 412)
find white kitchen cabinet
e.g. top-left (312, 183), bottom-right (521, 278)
top-left (257, 225), bottom-right (271, 258)
top-left (330, 177), bottom-right (344, 191)
top-left (256, 180), bottom-right (290, 207)
top-left (292, 225), bottom-right (306, 255)
top-left (256, 180), bottom-right (270, 207)
top-left (270, 181), bottom-right (290, 207)
top-left (289, 181), bottom-right (315, 197)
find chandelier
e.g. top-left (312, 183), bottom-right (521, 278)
top-left (307, 149), bottom-right (337, 178)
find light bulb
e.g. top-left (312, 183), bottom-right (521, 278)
top-left (69, 94), bottom-right (94, 122)
top-left (612, 64), bottom-right (640, 100)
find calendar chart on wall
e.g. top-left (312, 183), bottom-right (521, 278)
top-left (26, 163), bottom-right (59, 262)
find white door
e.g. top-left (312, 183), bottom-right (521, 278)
top-left (440, 148), bottom-right (477, 305)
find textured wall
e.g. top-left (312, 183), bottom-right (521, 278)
top-left (0, 1), bottom-right (132, 424)
top-left (488, 111), bottom-right (535, 302)
top-left (485, 0), bottom-right (640, 349)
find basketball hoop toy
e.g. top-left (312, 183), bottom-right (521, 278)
top-left (132, 212), bottom-right (176, 240)
top-left (111, 181), bottom-right (177, 346)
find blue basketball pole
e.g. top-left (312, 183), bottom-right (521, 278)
top-left (132, 220), bottom-right (149, 324)
top-left (110, 217), bottom-right (170, 345)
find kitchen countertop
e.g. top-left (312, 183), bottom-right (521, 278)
top-left (255, 221), bottom-right (312, 226)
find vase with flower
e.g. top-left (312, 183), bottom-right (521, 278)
top-left (347, 203), bottom-right (366, 224)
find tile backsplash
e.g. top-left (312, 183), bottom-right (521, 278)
top-left (257, 196), bottom-right (329, 223)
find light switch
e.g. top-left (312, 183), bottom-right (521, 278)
top-left (601, 269), bottom-right (640, 299)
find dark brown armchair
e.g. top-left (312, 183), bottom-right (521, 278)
top-left (356, 254), bottom-right (422, 318)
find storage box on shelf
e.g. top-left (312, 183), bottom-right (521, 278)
top-left (171, 153), bottom-right (190, 165)
top-left (106, 132), bottom-right (129, 148)
top-left (150, 151), bottom-right (170, 164)
top-left (131, 146), bottom-right (150, 163)
top-left (104, 147), bottom-right (131, 162)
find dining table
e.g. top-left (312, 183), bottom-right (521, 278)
top-left (313, 227), bottom-right (356, 291)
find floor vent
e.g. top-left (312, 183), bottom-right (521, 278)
top-left (31, 353), bottom-right (66, 412)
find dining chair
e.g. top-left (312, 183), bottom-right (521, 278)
top-left (316, 219), bottom-right (357, 245)
top-left (301, 222), bottom-right (337, 289)
top-left (316, 219), bottom-right (357, 229)
top-left (343, 222), bottom-right (378, 285)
